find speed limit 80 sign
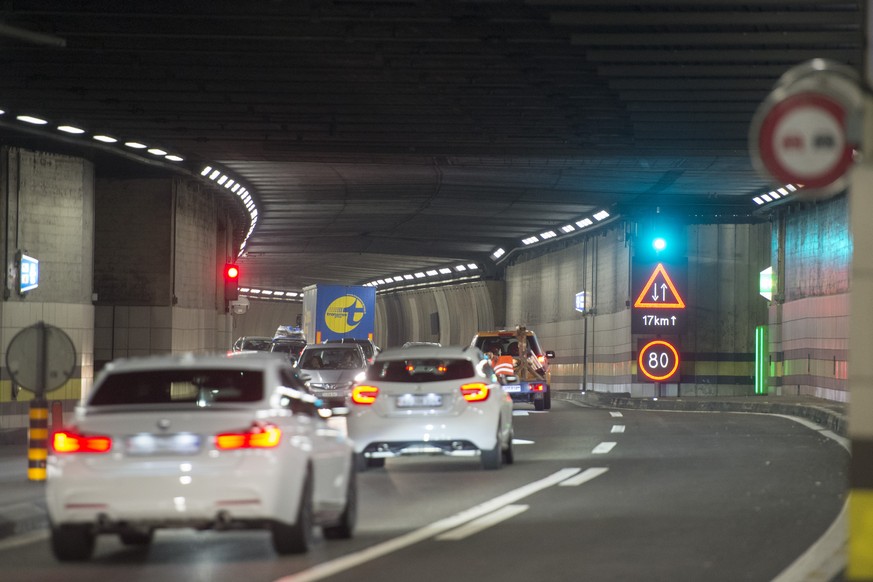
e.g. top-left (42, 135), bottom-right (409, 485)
top-left (637, 338), bottom-right (680, 383)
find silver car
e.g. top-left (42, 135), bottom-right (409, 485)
top-left (298, 344), bottom-right (367, 408)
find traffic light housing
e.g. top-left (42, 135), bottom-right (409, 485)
top-left (224, 263), bottom-right (240, 301)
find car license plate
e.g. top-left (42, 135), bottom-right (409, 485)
top-left (502, 385), bottom-right (522, 393)
top-left (396, 393), bottom-right (442, 408)
top-left (316, 390), bottom-right (343, 397)
top-left (125, 433), bottom-right (201, 455)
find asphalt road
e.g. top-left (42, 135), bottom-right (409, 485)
top-left (0, 399), bottom-right (848, 582)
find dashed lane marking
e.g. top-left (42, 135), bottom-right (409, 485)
top-left (609, 411), bottom-right (623, 418)
top-left (592, 442), bottom-right (617, 454)
top-left (610, 425), bottom-right (625, 433)
top-left (559, 467), bottom-right (609, 487)
top-left (512, 439), bottom-right (535, 445)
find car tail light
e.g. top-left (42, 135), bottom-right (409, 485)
top-left (529, 382), bottom-right (545, 392)
top-left (215, 422), bottom-right (281, 450)
top-left (461, 383), bottom-right (490, 402)
top-left (352, 385), bottom-right (379, 405)
top-left (51, 429), bottom-right (112, 454)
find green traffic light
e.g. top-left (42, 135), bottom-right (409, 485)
top-left (652, 237), bottom-right (667, 252)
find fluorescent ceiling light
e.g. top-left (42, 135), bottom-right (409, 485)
top-left (17, 115), bottom-right (47, 125)
top-left (561, 225), bottom-right (575, 233)
top-left (93, 134), bottom-right (117, 143)
top-left (426, 270), bottom-right (438, 276)
top-left (492, 248), bottom-right (505, 259)
top-left (231, 184), bottom-right (240, 192)
top-left (415, 272), bottom-right (426, 278)
top-left (124, 141), bottom-right (147, 149)
top-left (225, 180), bottom-right (235, 188)
top-left (761, 194), bottom-right (772, 202)
top-left (593, 210), bottom-right (610, 221)
top-left (769, 191), bottom-right (781, 199)
top-left (147, 148), bottom-right (167, 156)
top-left (576, 218), bottom-right (593, 228)
top-left (217, 175), bottom-right (228, 185)
top-left (467, 263), bottom-right (478, 270)
top-left (404, 274), bottom-right (414, 280)
top-left (201, 166), bottom-right (213, 176)
top-left (455, 265), bottom-right (467, 271)
top-left (58, 125), bottom-right (85, 134)
top-left (165, 155), bottom-right (184, 162)
top-left (439, 268), bottom-right (452, 274)
top-left (522, 236), bottom-right (538, 245)
top-left (540, 230), bottom-right (556, 239)
top-left (753, 197), bottom-right (764, 205)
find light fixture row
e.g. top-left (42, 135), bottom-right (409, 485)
top-left (1, 108), bottom-right (185, 162)
top-left (365, 263), bottom-right (480, 288)
top-left (752, 184), bottom-right (801, 206)
top-left (199, 165), bottom-right (258, 253)
top-left (490, 208), bottom-right (613, 261)
top-left (0, 108), bottom-right (257, 255)
top-left (239, 287), bottom-right (300, 300)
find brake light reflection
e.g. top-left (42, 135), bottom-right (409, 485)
top-left (52, 430), bottom-right (112, 454)
top-left (352, 385), bottom-right (379, 405)
top-left (461, 383), bottom-right (490, 402)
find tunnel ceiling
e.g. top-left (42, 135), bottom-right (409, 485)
top-left (0, 1), bottom-right (864, 290)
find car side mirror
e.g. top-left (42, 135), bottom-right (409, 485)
top-left (545, 351), bottom-right (555, 358)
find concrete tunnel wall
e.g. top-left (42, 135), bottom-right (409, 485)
top-left (0, 144), bottom-right (854, 434)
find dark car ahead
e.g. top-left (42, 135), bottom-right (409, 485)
top-left (270, 337), bottom-right (307, 365)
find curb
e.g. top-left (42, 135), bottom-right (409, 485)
top-left (555, 391), bottom-right (849, 438)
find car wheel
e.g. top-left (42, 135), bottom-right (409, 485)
top-left (534, 397), bottom-right (545, 411)
top-left (271, 470), bottom-right (314, 555)
top-left (503, 429), bottom-right (515, 465)
top-left (119, 529), bottom-right (154, 546)
top-left (323, 462), bottom-right (357, 540)
top-left (481, 424), bottom-right (503, 470)
top-left (543, 389), bottom-right (551, 410)
top-left (50, 524), bottom-right (96, 562)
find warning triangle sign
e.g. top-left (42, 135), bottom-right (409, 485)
top-left (634, 263), bottom-right (686, 309)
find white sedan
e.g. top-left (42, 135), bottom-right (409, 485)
top-left (46, 353), bottom-right (356, 561)
top-left (346, 345), bottom-right (514, 471)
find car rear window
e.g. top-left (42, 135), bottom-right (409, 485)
top-left (242, 338), bottom-right (272, 351)
top-left (367, 358), bottom-right (475, 383)
top-left (270, 341), bottom-right (306, 356)
top-left (300, 348), bottom-right (364, 369)
top-left (89, 369), bottom-right (264, 406)
top-left (475, 335), bottom-right (542, 357)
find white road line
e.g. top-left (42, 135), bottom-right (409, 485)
top-left (609, 411), bottom-right (623, 418)
top-left (610, 425), bottom-right (625, 433)
top-left (559, 467), bottom-right (609, 487)
top-left (592, 442), bottom-right (617, 454)
top-left (436, 504), bottom-right (529, 541)
top-left (512, 410), bottom-right (530, 416)
top-left (0, 530), bottom-right (47, 551)
top-left (277, 467), bottom-right (581, 582)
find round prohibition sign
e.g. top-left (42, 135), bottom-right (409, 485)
top-left (638, 339), bottom-right (680, 382)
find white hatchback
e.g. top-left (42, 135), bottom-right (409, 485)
top-left (346, 346), bottom-right (514, 471)
top-left (46, 353), bottom-right (356, 561)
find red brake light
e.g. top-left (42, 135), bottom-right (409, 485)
top-left (461, 383), bottom-right (490, 402)
top-left (352, 385), bottom-right (379, 405)
top-left (52, 430), bottom-right (112, 454)
top-left (529, 382), bottom-right (544, 392)
top-left (215, 422), bottom-right (281, 450)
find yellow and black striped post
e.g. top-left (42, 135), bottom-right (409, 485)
top-left (28, 397), bottom-right (49, 481)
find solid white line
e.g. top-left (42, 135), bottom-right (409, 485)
top-left (769, 500), bottom-right (848, 582)
top-left (436, 504), bottom-right (529, 541)
top-left (276, 468), bottom-right (581, 582)
top-left (610, 425), bottom-right (625, 433)
top-left (559, 467), bottom-right (609, 487)
top-left (512, 410), bottom-right (530, 416)
top-left (609, 411), bottom-right (623, 418)
top-left (512, 438), bottom-right (535, 445)
top-left (592, 442), bottom-right (617, 454)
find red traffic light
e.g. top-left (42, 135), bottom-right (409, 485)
top-left (224, 264), bottom-right (240, 280)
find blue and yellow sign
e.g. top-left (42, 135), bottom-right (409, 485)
top-left (315, 285), bottom-right (375, 341)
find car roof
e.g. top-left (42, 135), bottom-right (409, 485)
top-left (376, 345), bottom-right (482, 362)
top-left (99, 352), bottom-right (287, 374)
